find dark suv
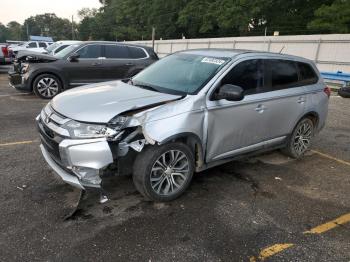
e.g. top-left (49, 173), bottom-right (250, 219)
top-left (8, 41), bottom-right (158, 99)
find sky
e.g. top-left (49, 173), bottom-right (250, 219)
top-left (0, 0), bottom-right (102, 25)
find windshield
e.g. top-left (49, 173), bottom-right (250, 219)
top-left (132, 53), bottom-right (230, 95)
top-left (54, 44), bottom-right (79, 59)
top-left (46, 42), bottom-right (59, 53)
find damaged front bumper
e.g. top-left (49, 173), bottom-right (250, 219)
top-left (40, 137), bottom-right (114, 190)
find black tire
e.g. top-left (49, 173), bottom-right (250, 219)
top-left (133, 142), bottom-right (195, 202)
top-left (33, 74), bottom-right (62, 99)
top-left (338, 87), bottom-right (350, 98)
top-left (282, 118), bottom-right (314, 159)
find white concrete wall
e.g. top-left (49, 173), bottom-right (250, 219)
top-left (128, 34), bottom-right (350, 73)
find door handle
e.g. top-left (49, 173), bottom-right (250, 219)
top-left (124, 63), bottom-right (134, 66)
top-left (297, 97), bottom-right (306, 104)
top-left (92, 62), bottom-right (102, 66)
top-left (255, 104), bottom-right (266, 113)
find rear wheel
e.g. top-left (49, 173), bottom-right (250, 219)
top-left (33, 74), bottom-right (62, 99)
top-left (133, 142), bottom-right (195, 202)
top-left (282, 118), bottom-right (314, 159)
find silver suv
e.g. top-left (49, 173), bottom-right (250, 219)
top-left (37, 49), bottom-right (329, 202)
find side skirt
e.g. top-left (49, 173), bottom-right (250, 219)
top-left (195, 143), bottom-right (286, 172)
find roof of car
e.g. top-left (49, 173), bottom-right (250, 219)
top-left (180, 48), bottom-right (311, 62)
top-left (81, 41), bottom-right (153, 50)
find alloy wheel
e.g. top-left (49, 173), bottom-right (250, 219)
top-left (36, 77), bottom-right (59, 98)
top-left (293, 121), bottom-right (313, 155)
top-left (150, 150), bottom-right (190, 196)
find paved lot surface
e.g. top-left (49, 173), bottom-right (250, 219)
top-left (0, 65), bottom-right (349, 261)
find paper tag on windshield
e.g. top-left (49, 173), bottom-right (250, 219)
top-left (201, 57), bottom-right (226, 65)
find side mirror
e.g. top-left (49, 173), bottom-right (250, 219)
top-left (68, 53), bottom-right (80, 62)
top-left (213, 84), bottom-right (244, 101)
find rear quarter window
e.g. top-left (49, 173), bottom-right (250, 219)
top-left (297, 62), bottom-right (318, 85)
top-left (128, 46), bottom-right (147, 59)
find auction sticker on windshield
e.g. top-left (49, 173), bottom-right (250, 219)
top-left (201, 57), bottom-right (226, 65)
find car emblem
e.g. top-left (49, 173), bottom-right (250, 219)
top-left (45, 113), bottom-right (52, 124)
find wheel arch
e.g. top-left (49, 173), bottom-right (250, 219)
top-left (30, 71), bottom-right (65, 91)
top-left (300, 111), bottom-right (320, 128)
top-left (158, 132), bottom-right (205, 169)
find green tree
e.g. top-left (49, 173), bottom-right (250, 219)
top-left (308, 0), bottom-right (350, 33)
top-left (0, 23), bottom-right (9, 42)
top-left (6, 21), bottom-right (22, 40)
top-left (22, 13), bottom-right (74, 41)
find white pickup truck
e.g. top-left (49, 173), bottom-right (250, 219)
top-left (8, 41), bottom-right (53, 57)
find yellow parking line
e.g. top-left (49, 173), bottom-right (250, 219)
top-left (249, 243), bottom-right (294, 261)
top-left (304, 213), bottom-right (350, 234)
top-left (311, 150), bottom-right (350, 167)
top-left (0, 140), bottom-right (35, 147)
top-left (250, 212), bottom-right (350, 260)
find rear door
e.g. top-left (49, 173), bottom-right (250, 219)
top-left (101, 44), bottom-right (136, 80)
top-left (259, 59), bottom-right (307, 139)
top-left (64, 44), bottom-right (105, 86)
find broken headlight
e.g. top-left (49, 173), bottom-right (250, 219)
top-left (109, 116), bottom-right (128, 130)
top-left (63, 120), bottom-right (113, 139)
top-left (20, 63), bottom-right (29, 74)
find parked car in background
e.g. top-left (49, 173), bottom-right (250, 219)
top-left (0, 44), bottom-right (11, 64)
top-left (9, 41), bottom-right (53, 57)
top-left (9, 41), bottom-right (158, 98)
top-left (36, 49), bottom-right (330, 202)
top-left (43, 40), bottom-right (81, 56)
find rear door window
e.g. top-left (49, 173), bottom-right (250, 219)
top-left (104, 45), bottom-right (129, 59)
top-left (27, 42), bottom-right (37, 48)
top-left (39, 42), bottom-right (47, 48)
top-left (76, 45), bottom-right (102, 59)
top-left (128, 46), bottom-right (147, 59)
top-left (297, 62), bottom-right (318, 85)
top-left (265, 59), bottom-right (299, 90)
top-left (221, 59), bottom-right (264, 95)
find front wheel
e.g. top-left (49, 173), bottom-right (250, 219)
top-left (282, 118), bottom-right (314, 159)
top-left (133, 142), bottom-right (195, 202)
top-left (33, 74), bottom-right (62, 99)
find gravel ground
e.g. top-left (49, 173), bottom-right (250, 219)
top-left (0, 67), bottom-right (349, 262)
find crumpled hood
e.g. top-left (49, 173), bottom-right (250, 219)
top-left (51, 81), bottom-right (181, 123)
top-left (16, 50), bottom-right (57, 62)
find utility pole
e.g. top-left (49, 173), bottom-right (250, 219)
top-left (151, 27), bottom-right (155, 50)
top-left (26, 23), bottom-right (29, 40)
top-left (71, 15), bottom-right (74, 40)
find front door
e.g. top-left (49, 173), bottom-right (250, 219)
top-left (64, 44), bottom-right (105, 86)
top-left (206, 59), bottom-right (272, 162)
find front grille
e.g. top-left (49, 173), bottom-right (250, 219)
top-left (38, 104), bottom-right (70, 163)
top-left (38, 119), bottom-right (61, 162)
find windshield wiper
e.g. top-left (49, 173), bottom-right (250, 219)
top-left (134, 83), bottom-right (159, 92)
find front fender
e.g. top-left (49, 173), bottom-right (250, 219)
top-left (142, 110), bottom-right (205, 146)
top-left (29, 67), bottom-right (66, 89)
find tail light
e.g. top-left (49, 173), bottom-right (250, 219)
top-left (324, 86), bottom-right (331, 98)
top-left (1, 46), bottom-right (8, 57)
